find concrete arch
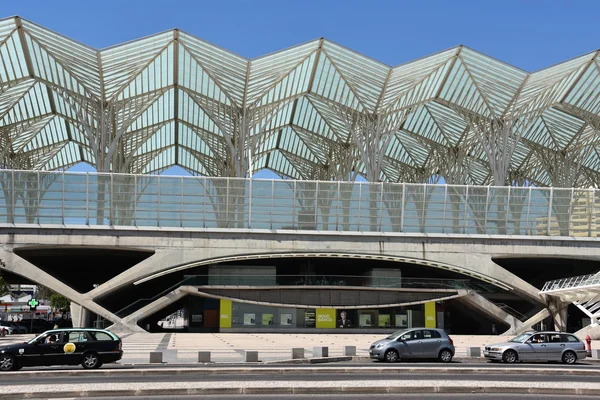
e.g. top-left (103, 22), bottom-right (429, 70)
top-left (133, 251), bottom-right (514, 291)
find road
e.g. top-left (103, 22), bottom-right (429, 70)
top-left (3, 363), bottom-right (600, 399)
top-left (2, 370), bottom-right (600, 385)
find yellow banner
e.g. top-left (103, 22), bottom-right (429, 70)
top-left (219, 299), bottom-right (232, 328)
top-left (425, 302), bottom-right (436, 328)
top-left (315, 308), bottom-right (336, 328)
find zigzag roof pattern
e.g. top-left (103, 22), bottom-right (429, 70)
top-left (1, 16), bottom-right (600, 186)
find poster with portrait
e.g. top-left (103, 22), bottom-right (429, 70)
top-left (243, 313), bottom-right (256, 325)
top-left (378, 314), bottom-right (391, 327)
top-left (395, 314), bottom-right (408, 328)
top-left (359, 314), bottom-right (372, 327)
top-left (262, 314), bottom-right (274, 325)
top-left (280, 313), bottom-right (293, 326)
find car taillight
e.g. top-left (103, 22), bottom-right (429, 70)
top-left (448, 337), bottom-right (454, 345)
top-left (117, 341), bottom-right (122, 351)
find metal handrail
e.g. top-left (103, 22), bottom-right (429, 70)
top-left (115, 277), bottom-right (194, 318)
top-left (183, 274), bottom-right (490, 291)
top-left (495, 303), bottom-right (528, 321)
top-left (541, 272), bottom-right (600, 292)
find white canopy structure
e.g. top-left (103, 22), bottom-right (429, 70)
top-left (1, 17), bottom-right (600, 188)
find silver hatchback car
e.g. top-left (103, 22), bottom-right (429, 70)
top-left (369, 328), bottom-right (455, 363)
top-left (484, 331), bottom-right (587, 364)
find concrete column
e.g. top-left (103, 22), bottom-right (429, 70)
top-left (546, 296), bottom-right (568, 332)
top-left (70, 302), bottom-right (91, 328)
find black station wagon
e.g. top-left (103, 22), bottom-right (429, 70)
top-left (0, 328), bottom-right (123, 371)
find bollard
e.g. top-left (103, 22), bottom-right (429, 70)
top-left (343, 346), bottom-right (356, 356)
top-left (244, 350), bottom-right (259, 362)
top-left (313, 346), bottom-right (328, 358)
top-left (465, 347), bottom-right (481, 358)
top-left (291, 348), bottom-right (305, 359)
top-left (149, 351), bottom-right (163, 363)
top-left (590, 349), bottom-right (600, 360)
top-left (197, 351), bottom-right (211, 363)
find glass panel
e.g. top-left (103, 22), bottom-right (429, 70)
top-left (528, 188), bottom-right (551, 235)
top-left (444, 185), bottom-right (467, 234)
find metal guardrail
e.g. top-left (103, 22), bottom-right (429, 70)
top-left (0, 170), bottom-right (598, 237)
top-left (184, 274), bottom-right (482, 290)
top-left (495, 303), bottom-right (529, 321)
top-left (115, 277), bottom-right (193, 318)
top-left (541, 272), bottom-right (600, 292)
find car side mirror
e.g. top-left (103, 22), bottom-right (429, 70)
top-left (397, 338), bottom-right (405, 342)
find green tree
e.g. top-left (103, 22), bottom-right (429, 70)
top-left (49, 293), bottom-right (70, 312)
top-left (35, 285), bottom-right (54, 301)
top-left (0, 273), bottom-right (10, 296)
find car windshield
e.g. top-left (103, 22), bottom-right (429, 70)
top-left (386, 329), bottom-right (409, 340)
top-left (508, 333), bottom-right (532, 343)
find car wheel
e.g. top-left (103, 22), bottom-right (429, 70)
top-left (502, 349), bottom-right (518, 364)
top-left (0, 354), bottom-right (17, 371)
top-left (384, 349), bottom-right (399, 363)
top-left (438, 349), bottom-right (453, 363)
top-left (82, 352), bottom-right (102, 369)
top-left (562, 350), bottom-right (577, 365)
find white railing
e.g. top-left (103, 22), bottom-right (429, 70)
top-left (0, 169), bottom-right (599, 237)
top-left (541, 272), bottom-right (600, 292)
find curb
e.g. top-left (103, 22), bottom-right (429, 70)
top-left (4, 364), bottom-right (600, 377)
top-left (4, 385), bottom-right (600, 398)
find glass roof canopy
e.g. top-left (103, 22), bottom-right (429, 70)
top-left (1, 16), bottom-right (600, 187)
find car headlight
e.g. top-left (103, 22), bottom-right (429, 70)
top-left (376, 343), bottom-right (384, 349)
top-left (491, 347), bottom-right (502, 351)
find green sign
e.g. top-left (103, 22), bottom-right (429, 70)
top-left (28, 298), bottom-right (39, 310)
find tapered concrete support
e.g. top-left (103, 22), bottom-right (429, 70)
top-left (575, 323), bottom-right (600, 340)
top-left (0, 247), bottom-right (144, 332)
top-left (546, 296), bottom-right (568, 332)
top-left (510, 308), bottom-right (551, 335)
top-left (70, 303), bottom-right (91, 328)
top-left (456, 292), bottom-right (525, 334)
top-left (120, 288), bottom-right (188, 329)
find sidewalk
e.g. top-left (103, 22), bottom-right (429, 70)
top-left (120, 333), bottom-right (599, 364)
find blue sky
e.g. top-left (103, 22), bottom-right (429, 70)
top-left (4, 0), bottom-right (599, 177)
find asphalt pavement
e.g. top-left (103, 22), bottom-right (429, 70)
top-left (2, 362), bottom-right (600, 399)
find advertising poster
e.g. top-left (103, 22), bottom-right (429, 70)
top-left (395, 314), bottom-right (408, 328)
top-left (262, 314), bottom-right (273, 325)
top-left (315, 308), bottom-right (336, 328)
top-left (191, 314), bottom-right (203, 323)
top-left (359, 314), bottom-right (372, 327)
top-left (281, 313), bottom-right (293, 326)
top-left (243, 313), bottom-right (256, 325)
top-left (378, 314), bottom-right (391, 327)
top-left (425, 302), bottom-right (436, 328)
top-left (304, 310), bottom-right (316, 327)
top-left (219, 299), bottom-right (232, 328)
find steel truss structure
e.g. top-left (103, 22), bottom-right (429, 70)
top-left (1, 17), bottom-right (600, 187)
top-left (541, 273), bottom-right (600, 326)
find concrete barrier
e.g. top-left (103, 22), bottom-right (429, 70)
top-left (291, 348), bottom-right (304, 359)
top-left (197, 351), bottom-right (211, 363)
top-left (245, 351), bottom-right (259, 362)
top-left (343, 346), bottom-right (356, 356)
top-left (590, 349), bottom-right (600, 359)
top-left (465, 347), bottom-right (481, 358)
top-left (149, 352), bottom-right (163, 363)
top-left (313, 346), bottom-right (328, 357)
